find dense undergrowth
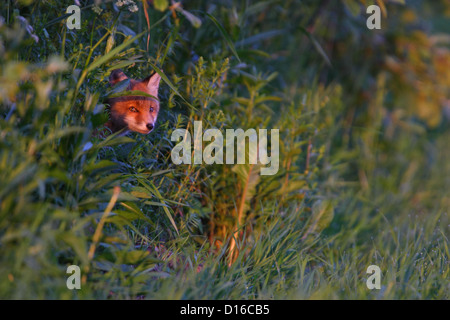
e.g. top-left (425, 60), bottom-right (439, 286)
top-left (0, 0), bottom-right (448, 299)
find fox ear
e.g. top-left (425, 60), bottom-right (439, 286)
top-left (109, 69), bottom-right (128, 86)
top-left (143, 72), bottom-right (162, 96)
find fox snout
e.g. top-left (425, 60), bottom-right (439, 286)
top-left (105, 69), bottom-right (161, 135)
top-left (123, 105), bottom-right (159, 134)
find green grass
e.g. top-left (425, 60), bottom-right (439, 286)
top-left (0, 0), bottom-right (448, 299)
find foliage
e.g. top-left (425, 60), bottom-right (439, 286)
top-left (0, 0), bottom-right (448, 299)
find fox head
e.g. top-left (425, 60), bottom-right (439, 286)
top-left (106, 69), bottom-right (161, 134)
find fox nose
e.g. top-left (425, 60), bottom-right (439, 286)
top-left (146, 123), bottom-right (154, 131)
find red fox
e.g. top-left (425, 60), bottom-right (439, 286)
top-left (105, 69), bottom-right (161, 134)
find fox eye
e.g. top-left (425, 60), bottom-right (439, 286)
top-left (129, 106), bottom-right (138, 112)
top-left (150, 107), bottom-right (154, 112)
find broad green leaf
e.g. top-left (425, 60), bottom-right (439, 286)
top-left (59, 233), bottom-right (89, 265)
top-left (117, 249), bottom-right (149, 265)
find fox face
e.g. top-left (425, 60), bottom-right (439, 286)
top-left (106, 69), bottom-right (161, 134)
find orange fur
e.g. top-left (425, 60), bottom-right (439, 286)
top-left (105, 69), bottom-right (161, 135)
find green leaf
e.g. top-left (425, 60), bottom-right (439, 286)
top-left (153, 0), bottom-right (169, 11)
top-left (117, 249), bottom-right (149, 265)
top-left (106, 90), bottom-right (159, 101)
top-left (178, 8), bottom-right (202, 28)
top-left (86, 30), bottom-right (146, 73)
top-left (84, 160), bottom-right (118, 174)
top-left (115, 209), bottom-right (152, 224)
top-left (96, 134), bottom-right (135, 149)
top-left (202, 12), bottom-right (241, 62)
top-left (343, 0), bottom-right (361, 17)
top-left (255, 95), bottom-right (283, 104)
top-left (147, 61), bottom-right (196, 111)
top-left (36, 127), bottom-right (87, 150)
top-left (135, 177), bottom-right (179, 235)
top-left (105, 29), bottom-right (115, 55)
top-left (106, 59), bottom-right (145, 73)
top-left (298, 26), bottom-right (332, 67)
top-left (306, 200), bottom-right (334, 236)
top-left (59, 233), bottom-right (89, 265)
top-left (232, 163), bottom-right (261, 215)
top-left (235, 30), bottom-right (284, 47)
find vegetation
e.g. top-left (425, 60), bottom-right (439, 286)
top-left (0, 0), bottom-right (448, 299)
